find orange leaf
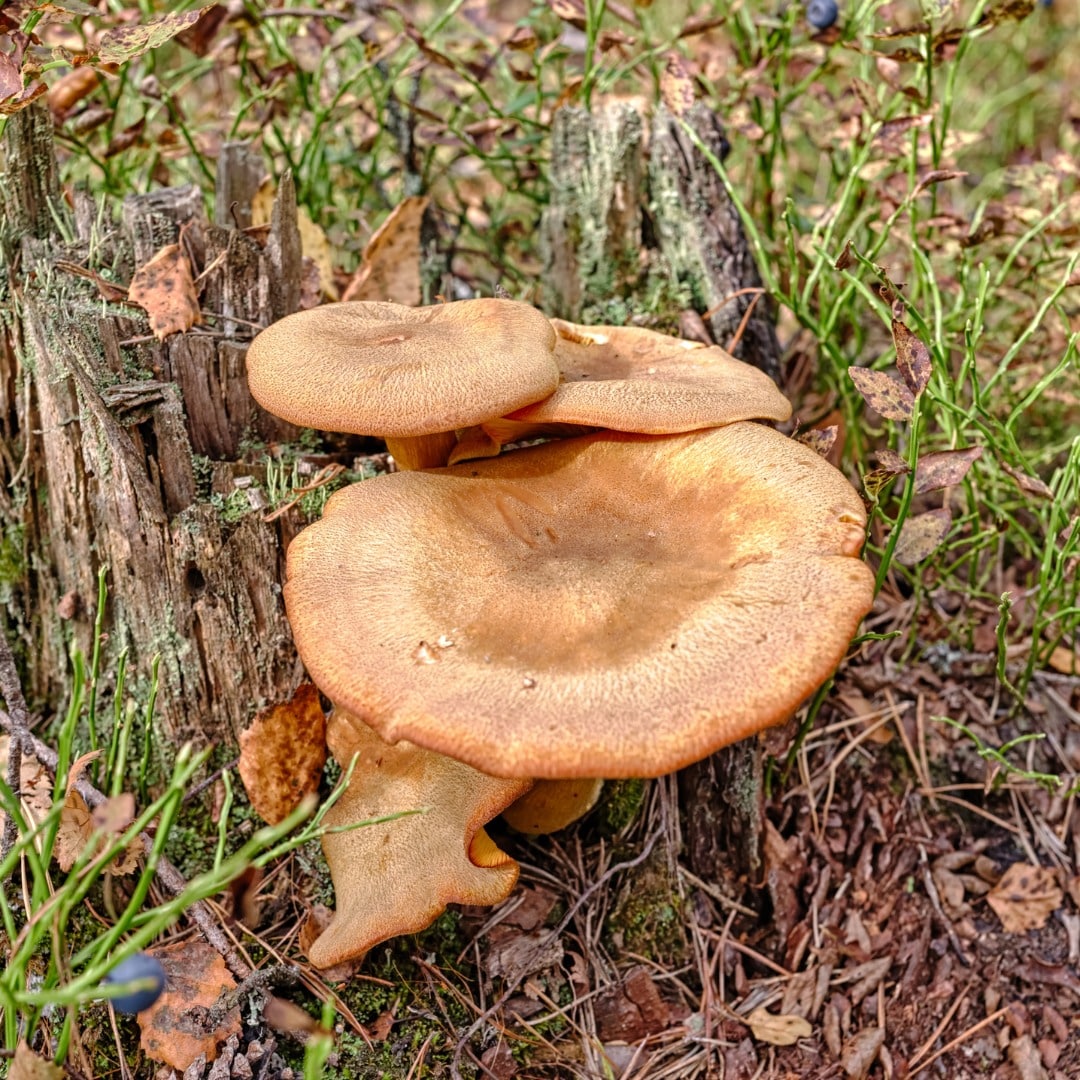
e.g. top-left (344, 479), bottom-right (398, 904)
top-left (128, 242), bottom-right (201, 340)
top-left (238, 683), bottom-right (326, 825)
top-left (137, 942), bottom-right (241, 1070)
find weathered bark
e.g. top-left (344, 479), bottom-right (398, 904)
top-left (541, 102), bottom-right (782, 884)
top-left (0, 104), bottom-right (306, 746)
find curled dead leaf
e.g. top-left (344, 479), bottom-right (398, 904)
top-left (746, 1006), bottom-right (813, 1046)
top-left (343, 196), bottom-right (429, 306)
top-left (891, 320), bottom-right (931, 396)
top-left (128, 242), bottom-right (202, 340)
top-left (987, 863), bottom-right (1063, 934)
top-left (238, 683), bottom-right (326, 825)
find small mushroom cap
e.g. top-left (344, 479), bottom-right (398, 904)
top-left (501, 779), bottom-right (605, 835)
top-left (285, 423), bottom-right (874, 779)
top-left (307, 709), bottom-right (529, 970)
top-left (505, 320), bottom-right (792, 432)
top-left (246, 299), bottom-right (560, 437)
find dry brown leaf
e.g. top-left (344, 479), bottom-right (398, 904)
top-left (1047, 646), bottom-right (1078, 676)
top-left (987, 863), bottom-right (1063, 933)
top-left (892, 320), bottom-right (932, 396)
top-left (297, 207), bottom-right (338, 301)
top-left (263, 995), bottom-right (320, 1035)
top-left (1001, 461), bottom-right (1053, 500)
top-left (128, 242), bottom-right (201, 340)
top-left (893, 508), bottom-right (952, 564)
top-left (98, 8), bottom-right (208, 64)
top-left (747, 1007), bottom-right (813, 1046)
top-left (914, 446), bottom-right (982, 493)
top-left (47, 67), bottom-right (99, 116)
top-left (137, 941), bottom-right (241, 1070)
top-left (0, 738), bottom-right (53, 835)
top-left (848, 367), bottom-right (915, 421)
top-left (343, 196), bottom-right (429, 306)
top-left (238, 683), bottom-right (326, 825)
top-left (53, 752), bottom-right (141, 875)
top-left (796, 426), bottom-right (838, 458)
top-left (9, 1041), bottom-right (65, 1080)
top-left (874, 448), bottom-right (910, 475)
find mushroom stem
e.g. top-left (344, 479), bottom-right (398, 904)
top-left (385, 431), bottom-right (458, 471)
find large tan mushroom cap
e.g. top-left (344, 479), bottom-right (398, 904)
top-left (308, 709), bottom-right (530, 970)
top-left (285, 423), bottom-right (875, 779)
top-left (246, 299), bottom-right (560, 437)
top-left (504, 320), bottom-right (792, 432)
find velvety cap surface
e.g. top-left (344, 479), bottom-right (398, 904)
top-left (247, 299), bottom-right (560, 436)
top-left (506, 320), bottom-right (792, 432)
top-left (285, 423), bottom-right (874, 779)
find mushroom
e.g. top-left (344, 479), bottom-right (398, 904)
top-left (246, 299), bottom-right (561, 469)
top-left (283, 421), bottom-right (875, 780)
top-left (308, 707), bottom-right (531, 969)
top-left (447, 319), bottom-right (791, 463)
top-left (501, 779), bottom-right (605, 835)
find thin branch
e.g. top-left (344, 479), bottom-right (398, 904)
top-left (0, 705), bottom-right (251, 980)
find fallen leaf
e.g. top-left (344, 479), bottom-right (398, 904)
top-left (343, 196), bottom-right (429, 306)
top-left (848, 367), bottom-right (915, 421)
top-left (987, 863), bottom-right (1063, 934)
top-left (297, 207), bottom-right (338, 300)
top-left (238, 683), bottom-right (326, 826)
top-left (368, 1008), bottom-right (394, 1042)
top-left (1047, 646), bottom-right (1077, 676)
top-left (137, 941), bottom-right (241, 1070)
top-left (594, 966), bottom-right (670, 1042)
top-left (841, 1027), bottom-right (885, 1080)
top-left (98, 8), bottom-right (209, 65)
top-left (796, 426), bottom-right (838, 457)
top-left (660, 51), bottom-right (695, 116)
top-left (0, 80), bottom-right (47, 116)
top-left (1001, 461), bottom-right (1053, 500)
top-left (874, 448), bottom-right (911, 474)
top-left (892, 508), bottom-right (952, 564)
top-left (53, 751), bottom-right (141, 875)
top-left (892, 320), bottom-right (931, 396)
top-left (128, 242), bottom-right (202, 340)
top-left (747, 1007), bottom-right (813, 1046)
top-left (9, 1041), bottom-right (64, 1080)
top-left (914, 446), bottom-right (982, 493)
top-left (47, 67), bottom-right (99, 116)
top-left (263, 995), bottom-right (319, 1035)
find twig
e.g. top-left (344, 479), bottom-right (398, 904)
top-left (909, 1006), bottom-right (1009, 1076)
top-left (450, 828), bottom-right (662, 1080)
top-left (0, 705), bottom-right (251, 980)
top-left (0, 626), bottom-right (33, 867)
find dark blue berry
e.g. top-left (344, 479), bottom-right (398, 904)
top-left (807, 0), bottom-right (839, 30)
top-left (102, 952), bottom-right (166, 1014)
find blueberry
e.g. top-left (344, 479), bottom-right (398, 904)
top-left (807, 0), bottom-right (839, 30)
top-left (102, 952), bottom-right (166, 1014)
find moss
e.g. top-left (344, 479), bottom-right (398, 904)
top-left (595, 779), bottom-right (646, 837)
top-left (607, 851), bottom-right (687, 967)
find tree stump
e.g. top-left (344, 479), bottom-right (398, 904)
top-left (0, 103), bottom-right (305, 746)
top-left (541, 102), bottom-right (782, 884)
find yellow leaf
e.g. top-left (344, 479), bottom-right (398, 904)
top-left (747, 1007), bottom-right (813, 1046)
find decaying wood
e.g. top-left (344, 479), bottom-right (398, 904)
top-left (0, 104), bottom-right (304, 746)
top-left (542, 101), bottom-right (785, 882)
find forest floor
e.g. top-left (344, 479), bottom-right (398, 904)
top-left (1, 1), bottom-right (1079, 1078)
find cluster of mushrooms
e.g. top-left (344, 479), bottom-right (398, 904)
top-left (245, 298), bottom-right (875, 969)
